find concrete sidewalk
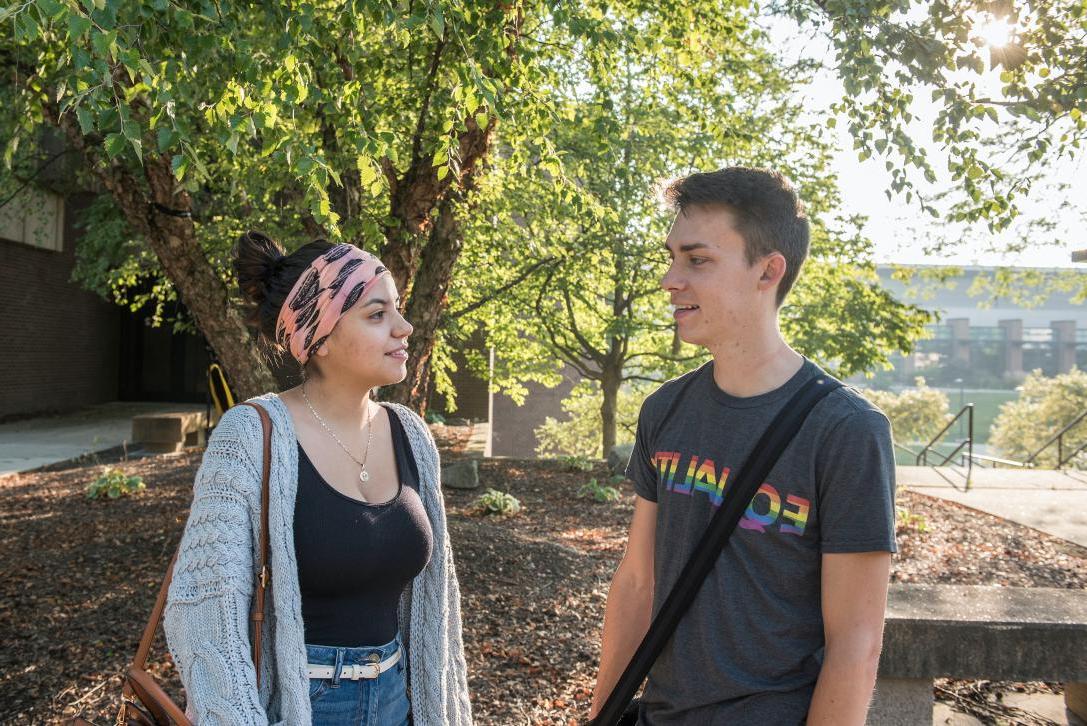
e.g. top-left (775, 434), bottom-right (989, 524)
top-left (0, 402), bottom-right (208, 476)
top-left (899, 465), bottom-right (1087, 549)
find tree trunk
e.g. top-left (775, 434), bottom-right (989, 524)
top-left (382, 193), bottom-right (464, 412)
top-left (47, 108), bottom-right (276, 400)
top-left (141, 162), bottom-right (277, 399)
top-left (378, 116), bottom-right (495, 410)
top-left (600, 362), bottom-right (621, 458)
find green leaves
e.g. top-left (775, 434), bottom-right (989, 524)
top-left (819, 0), bottom-right (1086, 242)
top-left (76, 107), bottom-right (95, 135)
top-left (428, 8), bottom-right (445, 39)
top-left (170, 153), bottom-right (188, 181)
top-left (67, 12), bottom-right (91, 40)
top-left (86, 468), bottom-right (145, 500)
top-left (7, 0), bottom-right (1067, 425)
top-left (103, 133), bottom-right (126, 159)
top-left (156, 126), bottom-right (176, 153)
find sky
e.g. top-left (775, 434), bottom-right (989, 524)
top-left (773, 14), bottom-right (1086, 270)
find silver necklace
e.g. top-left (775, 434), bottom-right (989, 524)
top-left (301, 385), bottom-right (374, 483)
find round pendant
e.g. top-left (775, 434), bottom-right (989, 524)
top-left (359, 469), bottom-right (370, 483)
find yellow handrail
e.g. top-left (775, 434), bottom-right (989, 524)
top-left (207, 363), bottom-right (235, 418)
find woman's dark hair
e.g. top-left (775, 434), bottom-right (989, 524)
top-left (232, 231), bottom-right (335, 348)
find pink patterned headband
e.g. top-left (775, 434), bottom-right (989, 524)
top-left (276, 244), bottom-right (389, 365)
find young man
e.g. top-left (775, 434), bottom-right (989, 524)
top-left (590, 168), bottom-right (896, 725)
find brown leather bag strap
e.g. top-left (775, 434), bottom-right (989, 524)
top-left (128, 402), bottom-right (274, 687)
top-left (239, 401), bottom-right (273, 688)
top-left (130, 550), bottom-right (179, 672)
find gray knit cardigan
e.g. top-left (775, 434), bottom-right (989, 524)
top-left (163, 393), bottom-right (473, 725)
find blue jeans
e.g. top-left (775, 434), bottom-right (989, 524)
top-left (306, 635), bottom-right (410, 726)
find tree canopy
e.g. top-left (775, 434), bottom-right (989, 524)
top-left (3, 0), bottom-right (1080, 415)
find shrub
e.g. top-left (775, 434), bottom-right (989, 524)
top-left (557, 455), bottom-right (594, 472)
top-left (860, 378), bottom-right (951, 445)
top-left (86, 468), bottom-right (145, 499)
top-left (425, 410), bottom-right (447, 425)
top-left (577, 477), bottom-right (622, 503)
top-left (534, 381), bottom-right (645, 459)
top-left (470, 488), bottom-right (522, 517)
top-left (896, 507), bottom-right (928, 534)
top-left (990, 368), bottom-right (1087, 468)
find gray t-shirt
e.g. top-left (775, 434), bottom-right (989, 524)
top-left (625, 359), bottom-right (896, 725)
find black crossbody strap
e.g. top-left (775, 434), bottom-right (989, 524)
top-left (595, 374), bottom-right (842, 726)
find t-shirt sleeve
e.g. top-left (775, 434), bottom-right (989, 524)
top-left (625, 402), bottom-right (659, 502)
top-left (816, 408), bottom-right (897, 554)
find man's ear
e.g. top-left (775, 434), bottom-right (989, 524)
top-left (758, 253), bottom-right (787, 289)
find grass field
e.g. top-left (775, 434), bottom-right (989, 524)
top-left (936, 388), bottom-right (1018, 445)
top-left (884, 387), bottom-right (1018, 460)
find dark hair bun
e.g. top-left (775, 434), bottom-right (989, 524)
top-left (233, 230), bottom-right (286, 308)
top-left (231, 232), bottom-right (336, 349)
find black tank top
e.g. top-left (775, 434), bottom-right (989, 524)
top-left (293, 405), bottom-right (434, 647)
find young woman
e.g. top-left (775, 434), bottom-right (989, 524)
top-left (164, 232), bottom-right (473, 725)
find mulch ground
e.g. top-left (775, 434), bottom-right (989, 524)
top-left (1, 439), bottom-right (1085, 725)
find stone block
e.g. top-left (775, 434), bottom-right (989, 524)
top-left (607, 443), bottom-right (634, 475)
top-left (867, 677), bottom-right (932, 726)
top-left (132, 410), bottom-right (208, 453)
top-left (442, 459), bottom-right (480, 490)
top-left (881, 585), bottom-right (1087, 682)
top-left (1067, 682), bottom-right (1087, 723)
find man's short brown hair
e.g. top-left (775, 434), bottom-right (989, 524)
top-left (663, 167), bottom-right (809, 306)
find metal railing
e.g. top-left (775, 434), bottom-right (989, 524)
top-left (904, 405), bottom-right (1087, 473)
top-left (965, 452), bottom-right (1027, 469)
top-left (916, 404), bottom-right (974, 481)
top-left (1023, 409), bottom-right (1087, 469)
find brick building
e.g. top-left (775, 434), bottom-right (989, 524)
top-left (0, 190), bottom-right (120, 420)
top-left (1, 186), bottom-right (209, 420)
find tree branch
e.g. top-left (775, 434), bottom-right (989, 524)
top-left (411, 36), bottom-right (448, 166)
top-left (561, 285), bottom-right (605, 363)
top-left (534, 266), bottom-right (600, 374)
top-left (0, 149), bottom-right (80, 212)
top-left (447, 255), bottom-right (557, 320)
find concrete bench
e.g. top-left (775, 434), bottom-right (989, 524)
top-left (870, 584), bottom-right (1087, 725)
top-left (131, 406), bottom-right (216, 454)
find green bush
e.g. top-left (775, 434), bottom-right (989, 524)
top-left (470, 488), bottom-right (522, 517)
top-left (557, 455), bottom-right (594, 472)
top-left (990, 368), bottom-right (1087, 468)
top-left (860, 378), bottom-right (951, 445)
top-left (425, 410), bottom-right (447, 425)
top-left (534, 381), bottom-right (645, 459)
top-left (896, 507), bottom-right (928, 534)
top-left (577, 477), bottom-right (622, 503)
top-left (86, 468), bottom-right (146, 499)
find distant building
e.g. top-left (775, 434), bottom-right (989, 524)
top-left (872, 265), bottom-right (1086, 388)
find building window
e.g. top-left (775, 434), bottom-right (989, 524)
top-left (0, 186), bottom-right (65, 252)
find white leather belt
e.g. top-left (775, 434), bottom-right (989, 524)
top-left (306, 648), bottom-right (401, 680)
